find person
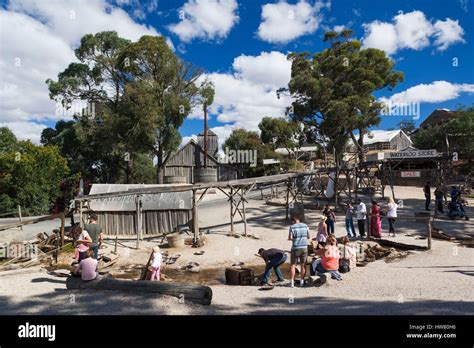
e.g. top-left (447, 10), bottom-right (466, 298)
top-left (323, 204), bottom-right (336, 235)
top-left (434, 186), bottom-right (446, 214)
top-left (312, 235), bottom-right (342, 281)
top-left (386, 197), bottom-right (398, 237)
top-left (423, 181), bottom-right (431, 211)
top-left (356, 199), bottom-right (367, 238)
top-left (287, 214), bottom-right (310, 288)
top-left (314, 216), bottom-right (328, 249)
top-left (84, 214), bottom-right (103, 259)
top-left (345, 202), bottom-right (356, 238)
top-left (149, 245), bottom-right (162, 281)
top-left (450, 186), bottom-right (461, 202)
top-left (257, 248), bottom-right (287, 285)
top-left (74, 249), bottom-right (98, 281)
top-left (74, 226), bottom-right (92, 262)
top-left (338, 236), bottom-right (357, 272)
top-left (370, 201), bottom-right (382, 238)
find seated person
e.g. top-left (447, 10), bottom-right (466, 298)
top-left (311, 235), bottom-right (342, 280)
top-left (338, 236), bottom-right (357, 272)
top-left (74, 249), bottom-right (98, 281)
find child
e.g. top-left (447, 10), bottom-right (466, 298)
top-left (74, 249), bottom-right (98, 281)
top-left (314, 216), bottom-right (328, 249)
top-left (74, 226), bottom-right (91, 262)
top-left (149, 245), bottom-right (162, 281)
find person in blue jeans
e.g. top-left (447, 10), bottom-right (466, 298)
top-left (258, 248), bottom-right (287, 285)
top-left (323, 204), bottom-right (336, 235)
top-left (345, 202), bottom-right (356, 238)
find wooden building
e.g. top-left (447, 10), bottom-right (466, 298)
top-left (361, 129), bottom-right (412, 152)
top-left (197, 129), bottom-right (219, 158)
top-left (87, 184), bottom-right (192, 236)
top-left (420, 109), bottom-right (456, 129)
top-left (164, 139), bottom-right (238, 184)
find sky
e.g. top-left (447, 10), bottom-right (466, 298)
top-left (0, 0), bottom-right (473, 148)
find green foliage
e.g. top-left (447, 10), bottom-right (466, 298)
top-left (0, 132), bottom-right (70, 215)
top-left (258, 117), bottom-right (299, 153)
top-left (46, 32), bottom-right (207, 183)
top-left (286, 30), bottom-right (403, 161)
top-left (223, 128), bottom-right (291, 177)
top-left (413, 106), bottom-right (474, 158)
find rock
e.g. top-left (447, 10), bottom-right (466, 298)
top-left (187, 266), bottom-right (200, 273)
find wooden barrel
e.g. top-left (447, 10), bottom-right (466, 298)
top-left (167, 233), bottom-right (184, 247)
top-left (194, 167), bottom-right (217, 183)
top-left (163, 175), bottom-right (187, 184)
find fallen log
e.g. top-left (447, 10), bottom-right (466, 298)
top-left (66, 275), bottom-right (213, 305)
top-left (431, 229), bottom-right (455, 241)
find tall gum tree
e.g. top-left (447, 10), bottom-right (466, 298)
top-left (285, 29), bottom-right (404, 163)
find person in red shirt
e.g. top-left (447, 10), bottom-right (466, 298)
top-left (312, 235), bottom-right (342, 280)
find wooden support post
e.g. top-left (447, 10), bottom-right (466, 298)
top-left (354, 169), bottom-right (358, 202)
top-left (192, 189), bottom-right (199, 243)
top-left (427, 218), bottom-right (432, 250)
top-left (135, 195), bottom-right (140, 249)
top-left (79, 201), bottom-right (83, 228)
top-left (347, 171), bottom-right (352, 202)
top-left (381, 163), bottom-right (386, 199)
top-left (17, 205), bottom-right (23, 230)
top-left (229, 187), bottom-right (234, 234)
top-left (60, 212), bottom-right (65, 247)
top-left (388, 163), bottom-right (396, 201)
top-left (241, 189), bottom-right (248, 237)
top-left (114, 236), bottom-right (118, 254)
top-left (285, 179), bottom-right (291, 221)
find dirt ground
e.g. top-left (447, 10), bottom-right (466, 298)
top-left (0, 185), bottom-right (473, 315)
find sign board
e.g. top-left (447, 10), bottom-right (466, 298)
top-left (263, 159), bottom-right (280, 165)
top-left (384, 149), bottom-right (438, 159)
top-left (401, 171), bottom-right (421, 178)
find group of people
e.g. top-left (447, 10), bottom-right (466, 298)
top-left (258, 214), bottom-right (357, 288)
top-left (425, 181), bottom-right (466, 216)
top-left (320, 198), bottom-right (399, 240)
top-left (72, 214), bottom-right (104, 281)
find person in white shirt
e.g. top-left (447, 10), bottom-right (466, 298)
top-left (386, 197), bottom-right (398, 236)
top-left (149, 245), bottom-right (162, 281)
top-left (356, 199), bottom-right (367, 237)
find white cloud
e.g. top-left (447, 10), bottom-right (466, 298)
top-left (257, 0), bottom-right (330, 44)
top-left (232, 51), bottom-right (291, 89)
top-left (433, 18), bottom-right (465, 51)
top-left (0, 121), bottom-right (47, 144)
top-left (1, 0), bottom-right (168, 143)
top-left (362, 10), bottom-right (465, 55)
top-left (362, 21), bottom-right (398, 55)
top-left (168, 0), bottom-right (239, 42)
top-left (380, 81), bottom-right (474, 104)
top-left (183, 51), bottom-right (292, 147)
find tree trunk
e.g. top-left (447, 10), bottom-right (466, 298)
top-left (66, 275), bottom-right (213, 305)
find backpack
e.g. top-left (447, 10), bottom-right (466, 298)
top-left (339, 259), bottom-right (350, 273)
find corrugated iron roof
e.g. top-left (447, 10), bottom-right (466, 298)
top-left (88, 184), bottom-right (192, 211)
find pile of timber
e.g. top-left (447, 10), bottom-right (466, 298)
top-left (66, 275), bottom-right (213, 305)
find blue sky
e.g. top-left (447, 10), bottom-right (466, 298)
top-left (1, 0), bottom-right (473, 145)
